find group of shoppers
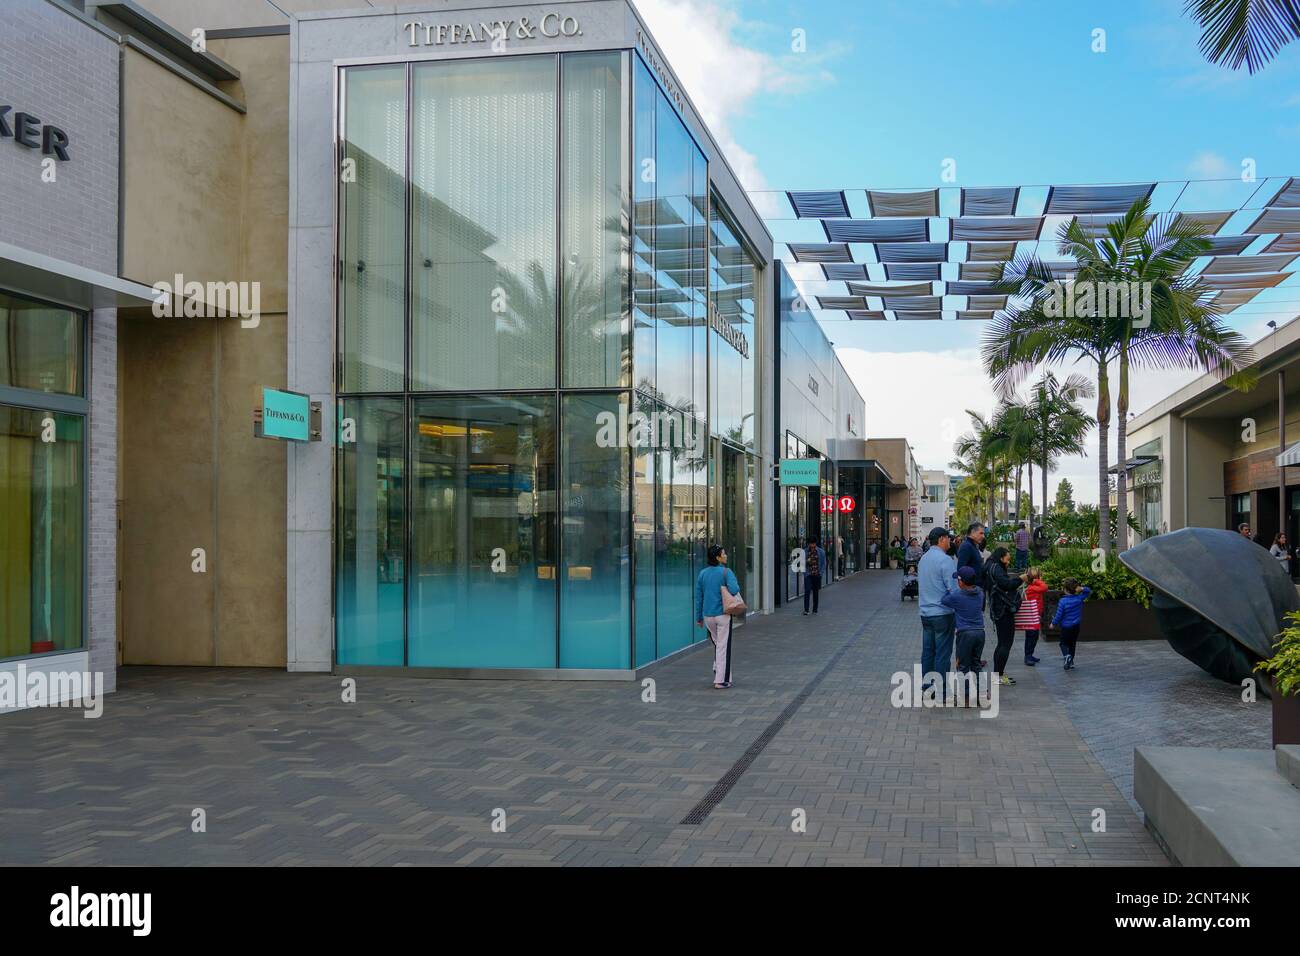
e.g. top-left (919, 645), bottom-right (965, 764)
top-left (1238, 523), bottom-right (1297, 577)
top-left (920, 521), bottom-right (1091, 701)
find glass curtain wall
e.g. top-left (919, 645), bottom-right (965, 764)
top-left (709, 197), bottom-right (760, 611)
top-left (0, 292), bottom-right (85, 660)
top-left (336, 50), bottom-right (741, 670)
top-left (631, 54), bottom-right (709, 664)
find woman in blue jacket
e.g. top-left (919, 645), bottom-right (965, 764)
top-left (696, 544), bottom-right (741, 689)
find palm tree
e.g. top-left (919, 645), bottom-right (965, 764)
top-left (1013, 373), bottom-right (1095, 540)
top-left (985, 197), bottom-right (1256, 557)
top-left (953, 410), bottom-right (1004, 527)
top-left (1186, 0), bottom-right (1300, 73)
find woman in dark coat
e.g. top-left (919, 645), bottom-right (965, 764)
top-left (984, 546), bottom-right (1022, 686)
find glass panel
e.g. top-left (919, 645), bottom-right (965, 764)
top-left (561, 52), bottom-right (630, 389)
top-left (0, 293), bottom-right (84, 397)
top-left (652, 89), bottom-right (694, 414)
top-left (655, 401), bottom-right (703, 658)
top-left (709, 200), bottom-right (757, 447)
top-left (336, 397), bottom-right (405, 665)
top-left (691, 149), bottom-right (708, 423)
top-left (559, 393), bottom-right (630, 667)
top-left (633, 410), bottom-right (656, 666)
top-left (715, 440), bottom-right (750, 604)
top-left (410, 57), bottom-right (557, 392)
top-left (340, 65), bottom-right (406, 393)
top-left (0, 405), bottom-right (83, 658)
top-left (631, 56), bottom-right (656, 399)
top-left (409, 394), bottom-right (556, 668)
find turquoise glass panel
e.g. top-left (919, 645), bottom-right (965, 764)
top-left (336, 397), bottom-right (406, 665)
top-left (559, 393), bottom-right (630, 668)
top-left (408, 394), bottom-right (557, 668)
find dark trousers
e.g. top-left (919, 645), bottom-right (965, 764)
top-left (803, 573), bottom-right (821, 612)
top-left (1059, 624), bottom-right (1080, 660)
top-left (1023, 629), bottom-right (1040, 659)
top-left (992, 611), bottom-right (1015, 675)
top-left (955, 629), bottom-right (986, 705)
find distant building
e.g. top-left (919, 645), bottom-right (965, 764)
top-left (920, 469), bottom-right (950, 533)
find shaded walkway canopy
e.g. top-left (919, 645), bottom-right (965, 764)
top-left (761, 176), bottom-right (1300, 322)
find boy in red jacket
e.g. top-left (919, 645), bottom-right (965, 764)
top-left (1015, 567), bottom-right (1048, 666)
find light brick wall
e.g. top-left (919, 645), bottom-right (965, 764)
top-left (88, 307), bottom-right (118, 692)
top-left (0, 0), bottom-right (119, 272)
top-left (0, 1), bottom-right (121, 693)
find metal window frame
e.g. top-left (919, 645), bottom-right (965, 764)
top-left (0, 287), bottom-right (90, 663)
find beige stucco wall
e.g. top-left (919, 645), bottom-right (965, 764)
top-left (117, 35), bottom-right (289, 666)
top-left (1186, 418), bottom-right (1235, 529)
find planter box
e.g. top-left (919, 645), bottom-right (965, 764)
top-left (1038, 591), bottom-right (1163, 642)
top-left (1275, 691), bottom-right (1300, 748)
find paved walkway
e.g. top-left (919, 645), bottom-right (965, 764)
top-left (0, 570), bottom-right (1227, 865)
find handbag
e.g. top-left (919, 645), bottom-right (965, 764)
top-left (721, 585), bottom-right (747, 617)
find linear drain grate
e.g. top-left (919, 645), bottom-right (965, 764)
top-left (679, 612), bottom-right (875, 825)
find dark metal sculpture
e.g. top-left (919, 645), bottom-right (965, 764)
top-left (1119, 527), bottom-right (1295, 697)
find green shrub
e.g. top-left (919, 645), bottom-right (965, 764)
top-left (1257, 611), bottom-right (1300, 698)
top-left (1036, 551), bottom-right (1152, 608)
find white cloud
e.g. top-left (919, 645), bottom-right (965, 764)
top-left (1187, 151), bottom-right (1233, 179)
top-left (632, 0), bottom-right (832, 213)
top-left (837, 346), bottom-right (1216, 510)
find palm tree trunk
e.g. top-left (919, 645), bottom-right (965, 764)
top-left (988, 460), bottom-right (996, 529)
top-left (1115, 346), bottom-right (1130, 552)
top-left (1001, 463), bottom-right (1009, 525)
top-left (1042, 406), bottom-right (1050, 537)
top-left (1028, 460), bottom-right (1034, 535)
top-left (1096, 361), bottom-right (1113, 558)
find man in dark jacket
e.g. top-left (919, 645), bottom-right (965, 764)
top-left (956, 523), bottom-right (985, 577)
top-left (956, 522), bottom-right (987, 612)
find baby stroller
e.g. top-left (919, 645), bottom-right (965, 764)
top-left (901, 564), bottom-right (919, 601)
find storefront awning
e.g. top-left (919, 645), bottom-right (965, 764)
top-left (1108, 455), bottom-right (1158, 475)
top-left (1276, 442), bottom-right (1300, 468)
top-left (0, 241), bottom-right (158, 311)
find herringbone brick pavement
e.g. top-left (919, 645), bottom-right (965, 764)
top-left (0, 571), bottom-right (1196, 865)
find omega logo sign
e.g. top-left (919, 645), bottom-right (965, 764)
top-left (0, 105), bottom-right (70, 160)
top-left (709, 301), bottom-right (750, 359)
top-left (403, 14), bottom-right (582, 47)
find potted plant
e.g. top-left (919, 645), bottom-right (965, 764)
top-left (1256, 612), bottom-right (1300, 747)
top-left (889, 546), bottom-right (906, 569)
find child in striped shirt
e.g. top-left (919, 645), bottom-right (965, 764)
top-left (1015, 567), bottom-right (1048, 666)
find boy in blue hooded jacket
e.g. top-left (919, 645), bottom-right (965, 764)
top-left (1051, 578), bottom-right (1091, 670)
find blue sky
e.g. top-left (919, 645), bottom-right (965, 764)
top-left (639, 0), bottom-right (1300, 503)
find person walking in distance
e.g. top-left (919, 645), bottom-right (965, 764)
top-left (1013, 522), bottom-right (1030, 572)
top-left (803, 537), bottom-right (826, 615)
top-left (918, 527), bottom-right (957, 700)
top-left (983, 546), bottom-right (1022, 686)
top-left (695, 544), bottom-right (741, 689)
